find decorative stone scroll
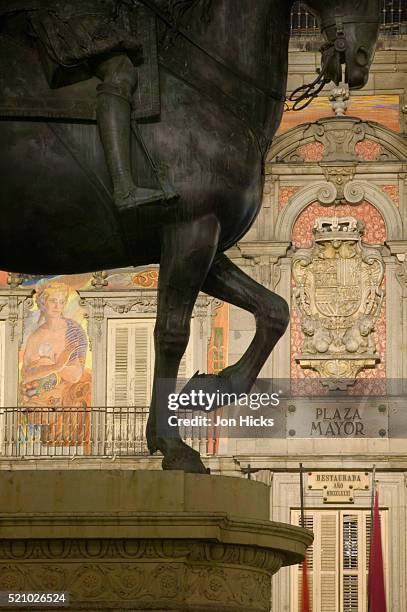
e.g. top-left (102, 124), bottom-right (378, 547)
top-left (292, 217), bottom-right (385, 384)
top-left (317, 165), bottom-right (365, 206)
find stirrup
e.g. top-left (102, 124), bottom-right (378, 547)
top-left (115, 187), bottom-right (177, 211)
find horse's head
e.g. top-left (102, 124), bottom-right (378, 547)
top-left (307, 0), bottom-right (380, 89)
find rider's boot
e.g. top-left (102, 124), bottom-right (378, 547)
top-left (95, 55), bottom-right (166, 212)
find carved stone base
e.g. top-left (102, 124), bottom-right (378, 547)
top-left (297, 354), bottom-right (379, 385)
top-left (0, 470), bottom-right (312, 611)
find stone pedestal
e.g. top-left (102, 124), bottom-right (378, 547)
top-left (0, 470), bottom-right (312, 611)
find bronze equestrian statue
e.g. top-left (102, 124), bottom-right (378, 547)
top-left (0, 0), bottom-right (380, 473)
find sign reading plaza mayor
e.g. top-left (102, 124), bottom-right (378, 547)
top-left (307, 472), bottom-right (370, 503)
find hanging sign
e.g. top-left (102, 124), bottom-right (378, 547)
top-left (307, 471), bottom-right (370, 503)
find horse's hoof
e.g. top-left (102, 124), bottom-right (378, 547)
top-left (161, 439), bottom-right (209, 474)
top-left (146, 418), bottom-right (158, 455)
top-left (147, 442), bottom-right (158, 455)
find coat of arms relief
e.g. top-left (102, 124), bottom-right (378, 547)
top-left (292, 217), bottom-right (385, 384)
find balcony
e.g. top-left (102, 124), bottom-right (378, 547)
top-left (291, 0), bottom-right (407, 37)
top-left (0, 406), bottom-right (210, 459)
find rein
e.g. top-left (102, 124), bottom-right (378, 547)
top-left (288, 48), bottom-right (333, 111)
top-left (289, 12), bottom-right (378, 111)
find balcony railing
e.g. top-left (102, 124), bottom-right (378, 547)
top-left (291, 0), bottom-right (407, 37)
top-left (0, 406), bottom-right (210, 458)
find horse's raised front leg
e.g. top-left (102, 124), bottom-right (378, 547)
top-left (184, 253), bottom-right (289, 401)
top-left (146, 214), bottom-right (220, 473)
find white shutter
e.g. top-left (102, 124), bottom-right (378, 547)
top-left (108, 324), bottom-right (130, 406)
top-left (107, 319), bottom-right (155, 407)
top-left (291, 510), bottom-right (339, 612)
top-left (341, 510), bottom-right (388, 612)
top-left (290, 509), bottom-right (388, 612)
top-left (290, 511), bottom-right (314, 612)
top-left (319, 513), bottom-right (339, 611)
top-left (341, 513), bottom-right (362, 612)
top-left (133, 325), bottom-right (153, 406)
top-left (107, 318), bottom-right (194, 406)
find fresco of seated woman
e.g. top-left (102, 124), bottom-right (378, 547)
top-left (20, 281), bottom-right (91, 446)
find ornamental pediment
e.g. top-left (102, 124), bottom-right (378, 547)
top-left (267, 117), bottom-right (407, 164)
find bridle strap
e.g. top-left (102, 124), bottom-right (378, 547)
top-left (321, 14), bottom-right (380, 31)
top-left (288, 11), bottom-right (379, 112)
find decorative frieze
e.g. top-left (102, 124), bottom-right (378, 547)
top-left (267, 118), bottom-right (405, 167)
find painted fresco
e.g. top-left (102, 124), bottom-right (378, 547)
top-left (279, 94), bottom-right (400, 134)
top-left (0, 268), bottom-right (160, 290)
top-left (103, 267), bottom-right (159, 289)
top-left (18, 280), bottom-right (91, 448)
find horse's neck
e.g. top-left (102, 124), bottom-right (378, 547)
top-left (191, 0), bottom-right (293, 103)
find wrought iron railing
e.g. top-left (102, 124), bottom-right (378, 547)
top-left (0, 406), bottom-right (210, 458)
top-left (291, 0), bottom-right (407, 37)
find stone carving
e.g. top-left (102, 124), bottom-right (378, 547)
top-left (293, 217), bottom-right (385, 383)
top-left (0, 538), bottom-right (281, 571)
top-left (303, 120), bottom-right (368, 161)
top-left (329, 83), bottom-right (350, 116)
top-left (106, 297), bottom-right (158, 314)
top-left (0, 539), bottom-right (282, 611)
top-left (270, 118), bottom-right (404, 166)
top-left (396, 259), bottom-right (407, 292)
top-left (317, 168), bottom-right (365, 206)
top-left (318, 165), bottom-right (365, 206)
top-left (91, 271), bottom-right (108, 290)
top-left (316, 182), bottom-right (337, 206)
top-left (79, 296), bottom-right (107, 347)
top-left (343, 181), bottom-right (365, 205)
top-left (6, 272), bottom-right (24, 289)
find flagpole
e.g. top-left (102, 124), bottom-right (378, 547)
top-left (368, 464), bottom-right (376, 612)
top-left (371, 464), bottom-right (376, 525)
top-left (299, 462), bottom-right (305, 528)
top-left (299, 463), bottom-right (311, 612)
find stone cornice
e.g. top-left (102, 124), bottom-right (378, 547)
top-left (228, 242), bottom-right (290, 260)
top-left (386, 240), bottom-right (407, 256)
top-left (0, 512), bottom-right (311, 565)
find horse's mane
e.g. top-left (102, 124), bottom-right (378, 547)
top-left (167, 0), bottom-right (212, 24)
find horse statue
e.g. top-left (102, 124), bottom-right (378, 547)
top-left (0, 0), bottom-right (380, 473)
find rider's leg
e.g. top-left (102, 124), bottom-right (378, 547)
top-left (92, 52), bottom-right (165, 210)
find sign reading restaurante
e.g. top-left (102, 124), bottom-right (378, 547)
top-left (307, 472), bottom-right (370, 503)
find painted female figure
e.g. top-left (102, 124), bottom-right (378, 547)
top-left (20, 282), bottom-right (91, 446)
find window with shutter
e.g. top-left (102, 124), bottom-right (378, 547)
top-left (106, 318), bottom-right (194, 453)
top-left (107, 318), bottom-right (194, 407)
top-left (290, 509), bottom-right (388, 612)
top-left (107, 320), bottom-right (155, 407)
